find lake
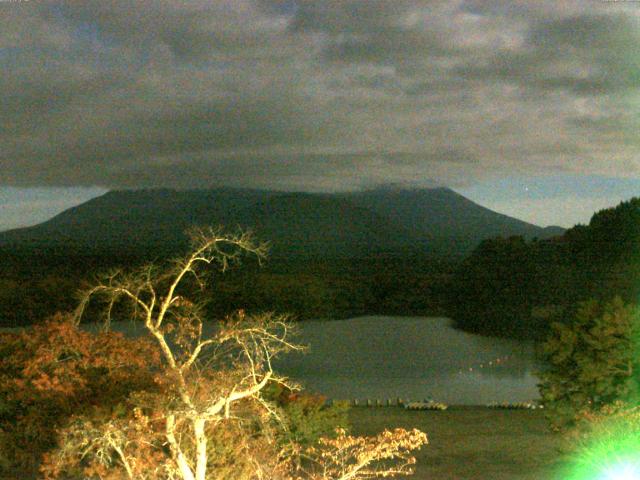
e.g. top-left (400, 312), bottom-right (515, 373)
top-left (5, 315), bottom-right (540, 405)
top-left (273, 316), bottom-right (540, 405)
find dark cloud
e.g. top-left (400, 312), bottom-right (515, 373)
top-left (459, 13), bottom-right (640, 95)
top-left (1, 1), bottom-right (639, 190)
top-left (288, 1), bottom-right (413, 34)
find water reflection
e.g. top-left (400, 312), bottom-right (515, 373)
top-left (76, 315), bottom-right (541, 405)
top-left (273, 316), bottom-right (540, 405)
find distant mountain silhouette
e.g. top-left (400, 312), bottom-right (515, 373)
top-left (343, 186), bottom-right (565, 253)
top-left (0, 187), bottom-right (564, 258)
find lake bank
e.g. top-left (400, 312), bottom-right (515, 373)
top-left (0, 406), bottom-right (564, 480)
top-left (349, 406), bottom-right (564, 480)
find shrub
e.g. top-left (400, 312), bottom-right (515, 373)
top-left (300, 428), bottom-right (428, 480)
top-left (538, 297), bottom-right (640, 430)
top-left (279, 391), bottom-right (350, 446)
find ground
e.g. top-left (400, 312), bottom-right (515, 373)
top-left (348, 406), bottom-right (566, 480)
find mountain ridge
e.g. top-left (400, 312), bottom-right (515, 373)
top-left (0, 187), bottom-right (565, 258)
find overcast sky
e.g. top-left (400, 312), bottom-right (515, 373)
top-left (1, 0), bottom-right (640, 231)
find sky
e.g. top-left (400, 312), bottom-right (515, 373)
top-left (1, 0), bottom-right (640, 231)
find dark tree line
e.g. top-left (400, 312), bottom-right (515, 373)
top-left (448, 197), bottom-right (640, 339)
top-left (0, 247), bottom-right (454, 327)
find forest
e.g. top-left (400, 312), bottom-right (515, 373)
top-left (449, 197), bottom-right (640, 339)
top-left (2, 197), bottom-right (640, 343)
top-left (0, 248), bottom-right (454, 329)
top-left (0, 229), bottom-right (428, 479)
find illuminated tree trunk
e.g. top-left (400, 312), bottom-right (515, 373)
top-left (166, 415), bottom-right (196, 480)
top-left (194, 418), bottom-right (208, 480)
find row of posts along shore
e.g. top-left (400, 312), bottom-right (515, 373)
top-left (331, 398), bottom-right (429, 407)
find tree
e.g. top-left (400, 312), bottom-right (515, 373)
top-left (538, 297), bottom-right (640, 431)
top-left (38, 228), bottom-right (427, 480)
top-left (48, 228), bottom-right (299, 480)
top-left (448, 236), bottom-right (540, 338)
top-left (0, 314), bottom-right (161, 476)
top-left (299, 428), bottom-right (427, 480)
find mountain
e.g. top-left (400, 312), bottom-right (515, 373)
top-left (0, 187), bottom-right (564, 259)
top-left (343, 186), bottom-right (565, 253)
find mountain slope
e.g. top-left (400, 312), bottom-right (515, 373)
top-left (343, 186), bottom-right (563, 253)
top-left (0, 187), bottom-right (563, 258)
top-left (238, 193), bottom-right (421, 257)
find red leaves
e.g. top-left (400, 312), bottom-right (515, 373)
top-left (0, 313), bottom-right (161, 475)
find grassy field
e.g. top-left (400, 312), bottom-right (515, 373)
top-left (348, 406), bottom-right (567, 480)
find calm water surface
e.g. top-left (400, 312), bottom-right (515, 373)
top-left (7, 316), bottom-right (539, 405)
top-left (273, 316), bottom-right (540, 405)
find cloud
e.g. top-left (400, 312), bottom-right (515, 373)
top-left (459, 13), bottom-right (640, 95)
top-left (1, 0), bottom-right (640, 190)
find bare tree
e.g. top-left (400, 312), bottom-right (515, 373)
top-left (72, 228), bottom-right (303, 480)
top-left (43, 227), bottom-right (428, 480)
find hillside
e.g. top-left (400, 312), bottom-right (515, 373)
top-left (447, 196), bottom-right (640, 338)
top-left (344, 186), bottom-right (564, 253)
top-left (0, 187), bottom-right (564, 259)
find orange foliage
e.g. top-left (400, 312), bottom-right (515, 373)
top-left (0, 313), bottom-right (161, 475)
top-left (301, 428), bottom-right (428, 480)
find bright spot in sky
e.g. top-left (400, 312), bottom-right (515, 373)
top-left (457, 174), bottom-right (640, 228)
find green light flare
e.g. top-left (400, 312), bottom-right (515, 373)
top-left (558, 408), bottom-right (640, 480)
top-left (599, 461), bottom-right (640, 480)
top-left (598, 461), bottom-right (640, 480)
top-left (563, 452), bottom-right (640, 480)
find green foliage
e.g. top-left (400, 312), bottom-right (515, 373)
top-left (448, 236), bottom-right (548, 338)
top-left (282, 395), bottom-right (350, 446)
top-left (265, 383), bottom-right (350, 446)
top-left (0, 253), bottom-right (452, 328)
top-left (206, 267), bottom-right (448, 321)
top-left (538, 297), bottom-right (640, 430)
top-left (0, 275), bottom-right (80, 327)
